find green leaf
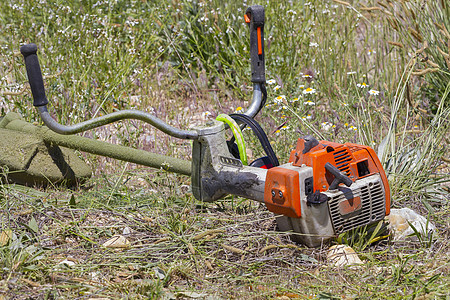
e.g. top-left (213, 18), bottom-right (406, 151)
top-left (28, 217), bottom-right (39, 233)
top-left (23, 264), bottom-right (39, 271)
top-left (69, 194), bottom-right (76, 207)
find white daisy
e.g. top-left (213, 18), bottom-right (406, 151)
top-left (303, 87), bottom-right (317, 94)
top-left (357, 82), bottom-right (369, 88)
top-left (274, 95), bottom-right (286, 104)
top-left (321, 122), bottom-right (334, 131)
top-left (234, 106), bottom-right (244, 113)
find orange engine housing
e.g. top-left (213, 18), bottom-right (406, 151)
top-left (264, 138), bottom-right (390, 219)
top-left (289, 138), bottom-right (390, 215)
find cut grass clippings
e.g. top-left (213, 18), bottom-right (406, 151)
top-left (0, 0), bottom-right (449, 299)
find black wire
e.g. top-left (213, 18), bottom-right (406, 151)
top-left (229, 113), bottom-right (279, 167)
top-left (231, 82), bottom-right (268, 142)
top-left (226, 83), bottom-right (277, 166)
top-left (258, 83), bottom-right (268, 113)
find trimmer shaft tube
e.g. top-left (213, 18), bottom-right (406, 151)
top-left (2, 114), bottom-right (191, 176)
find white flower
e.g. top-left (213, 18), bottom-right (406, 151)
top-left (281, 125), bottom-right (290, 130)
top-left (346, 71), bottom-right (356, 75)
top-left (267, 79), bottom-right (276, 85)
top-left (302, 74), bottom-right (312, 78)
top-left (348, 125), bottom-right (358, 131)
top-left (234, 106), bottom-right (244, 113)
top-left (304, 100), bottom-right (315, 106)
top-left (309, 42), bottom-right (319, 47)
top-left (274, 85), bottom-right (281, 91)
top-left (202, 111), bottom-right (212, 119)
top-left (357, 82), bottom-right (369, 88)
top-left (274, 95), bottom-right (286, 104)
top-left (321, 122), bottom-right (334, 131)
top-left (302, 114), bottom-right (313, 121)
top-left (299, 84), bottom-right (305, 89)
top-left (368, 89), bottom-right (380, 96)
top-left (292, 97), bottom-right (299, 103)
top-left (303, 87), bottom-right (317, 94)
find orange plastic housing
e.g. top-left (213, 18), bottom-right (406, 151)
top-left (288, 138), bottom-right (391, 215)
top-left (264, 167), bottom-right (302, 218)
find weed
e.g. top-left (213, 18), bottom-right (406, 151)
top-left (336, 221), bottom-right (390, 252)
top-left (0, 0), bottom-right (448, 298)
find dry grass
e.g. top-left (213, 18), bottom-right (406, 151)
top-left (0, 0), bottom-right (449, 299)
top-left (0, 171), bottom-right (448, 299)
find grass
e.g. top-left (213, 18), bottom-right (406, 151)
top-left (0, 0), bottom-right (449, 298)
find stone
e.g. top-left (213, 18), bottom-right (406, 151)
top-left (387, 208), bottom-right (436, 242)
top-left (327, 245), bottom-right (363, 267)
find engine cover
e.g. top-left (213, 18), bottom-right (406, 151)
top-left (265, 137), bottom-right (391, 247)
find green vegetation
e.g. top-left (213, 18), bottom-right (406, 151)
top-left (0, 0), bottom-right (448, 298)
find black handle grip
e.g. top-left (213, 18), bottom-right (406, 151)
top-left (325, 162), bottom-right (353, 190)
top-left (245, 5), bottom-right (265, 83)
top-left (20, 43), bottom-right (49, 107)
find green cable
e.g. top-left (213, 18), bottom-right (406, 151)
top-left (216, 113), bottom-right (248, 165)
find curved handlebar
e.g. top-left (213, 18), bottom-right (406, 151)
top-left (37, 106), bottom-right (198, 139)
top-left (20, 43), bottom-right (198, 139)
top-left (21, 6), bottom-right (265, 139)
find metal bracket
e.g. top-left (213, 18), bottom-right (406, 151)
top-left (191, 120), bottom-right (267, 202)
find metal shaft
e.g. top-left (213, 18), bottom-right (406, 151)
top-left (2, 113), bottom-right (191, 176)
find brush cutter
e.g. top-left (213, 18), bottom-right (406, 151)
top-left (4, 5), bottom-right (391, 247)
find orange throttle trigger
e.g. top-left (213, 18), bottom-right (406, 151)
top-left (244, 11), bottom-right (262, 54)
top-left (257, 27), bottom-right (262, 55)
top-left (244, 13), bottom-right (251, 23)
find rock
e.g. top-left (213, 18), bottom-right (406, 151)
top-left (102, 235), bottom-right (130, 248)
top-left (387, 208), bottom-right (436, 242)
top-left (0, 230), bottom-right (12, 246)
top-left (122, 227), bottom-right (131, 235)
top-left (58, 259), bottom-right (76, 267)
top-left (327, 245), bottom-right (363, 267)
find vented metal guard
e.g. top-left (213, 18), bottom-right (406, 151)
top-left (327, 174), bottom-right (386, 234)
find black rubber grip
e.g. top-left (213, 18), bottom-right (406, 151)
top-left (245, 5), bottom-right (265, 83)
top-left (20, 43), bottom-right (49, 107)
top-left (325, 162), bottom-right (353, 189)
